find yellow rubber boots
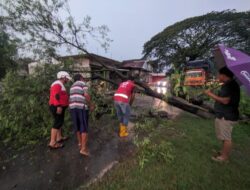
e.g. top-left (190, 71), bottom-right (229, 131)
top-left (119, 123), bottom-right (128, 137)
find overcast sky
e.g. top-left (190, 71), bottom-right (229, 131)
top-left (69, 0), bottom-right (250, 61)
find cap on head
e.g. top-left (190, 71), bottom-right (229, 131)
top-left (57, 71), bottom-right (72, 81)
top-left (219, 67), bottom-right (234, 79)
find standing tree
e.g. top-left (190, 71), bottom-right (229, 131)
top-left (143, 10), bottom-right (250, 70)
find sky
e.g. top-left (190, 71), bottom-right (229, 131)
top-left (68, 0), bottom-right (250, 61)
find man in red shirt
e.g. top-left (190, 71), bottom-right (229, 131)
top-left (113, 79), bottom-right (135, 137)
top-left (48, 71), bottom-right (71, 149)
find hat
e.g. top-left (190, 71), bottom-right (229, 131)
top-left (57, 71), bottom-right (72, 81)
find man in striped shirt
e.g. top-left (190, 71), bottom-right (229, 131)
top-left (69, 74), bottom-right (94, 156)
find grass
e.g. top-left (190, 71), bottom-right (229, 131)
top-left (88, 113), bottom-right (250, 190)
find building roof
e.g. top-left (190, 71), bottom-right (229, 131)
top-left (121, 59), bottom-right (150, 71)
top-left (88, 53), bottom-right (121, 68)
top-left (59, 53), bottom-right (121, 68)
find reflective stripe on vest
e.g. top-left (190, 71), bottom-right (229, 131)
top-left (114, 93), bottom-right (129, 99)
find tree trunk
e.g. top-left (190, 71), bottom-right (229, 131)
top-left (93, 74), bottom-right (214, 119)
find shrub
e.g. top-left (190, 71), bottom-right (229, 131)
top-left (135, 137), bottom-right (174, 170)
top-left (239, 89), bottom-right (250, 117)
top-left (0, 63), bottom-right (72, 148)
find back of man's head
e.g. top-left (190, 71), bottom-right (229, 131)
top-left (219, 67), bottom-right (234, 79)
top-left (73, 74), bottom-right (83, 82)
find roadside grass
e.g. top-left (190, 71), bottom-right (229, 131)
top-left (88, 113), bottom-right (250, 190)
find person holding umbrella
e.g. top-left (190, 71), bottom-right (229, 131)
top-left (204, 66), bottom-right (240, 162)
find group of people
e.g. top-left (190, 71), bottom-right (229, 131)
top-left (48, 71), bottom-right (94, 156)
top-left (47, 66), bottom-right (240, 162)
top-left (48, 71), bottom-right (136, 156)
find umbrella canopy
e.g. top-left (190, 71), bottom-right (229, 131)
top-left (213, 44), bottom-right (250, 94)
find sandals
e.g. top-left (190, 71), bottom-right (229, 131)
top-left (56, 136), bottom-right (69, 143)
top-left (48, 142), bottom-right (64, 149)
top-left (211, 156), bottom-right (229, 163)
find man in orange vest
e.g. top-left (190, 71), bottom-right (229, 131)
top-left (48, 71), bottom-right (71, 149)
top-left (113, 79), bottom-right (136, 137)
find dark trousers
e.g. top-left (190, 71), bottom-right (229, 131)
top-left (70, 108), bottom-right (89, 133)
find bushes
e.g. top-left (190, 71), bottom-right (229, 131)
top-left (239, 89), bottom-right (250, 118)
top-left (135, 137), bottom-right (174, 169)
top-left (0, 64), bottom-right (71, 148)
top-left (133, 119), bottom-right (174, 169)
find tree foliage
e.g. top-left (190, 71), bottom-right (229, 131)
top-left (0, 63), bottom-right (73, 147)
top-left (0, 1), bottom-right (217, 150)
top-left (0, 20), bottom-right (19, 79)
top-left (1, 0), bottom-right (112, 59)
top-left (143, 10), bottom-right (250, 70)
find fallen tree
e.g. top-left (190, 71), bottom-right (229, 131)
top-left (92, 74), bottom-right (214, 119)
top-left (1, 0), bottom-right (214, 119)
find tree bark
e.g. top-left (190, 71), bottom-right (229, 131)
top-left (92, 74), bottom-right (214, 119)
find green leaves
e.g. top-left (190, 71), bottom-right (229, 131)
top-left (143, 10), bottom-right (250, 71)
top-left (0, 63), bottom-right (72, 148)
top-left (135, 137), bottom-right (174, 170)
top-left (0, 30), bottom-right (18, 79)
top-left (1, 0), bottom-right (112, 58)
top-left (239, 89), bottom-right (250, 117)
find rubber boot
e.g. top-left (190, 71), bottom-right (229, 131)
top-left (119, 124), bottom-right (128, 137)
top-left (119, 123), bottom-right (124, 135)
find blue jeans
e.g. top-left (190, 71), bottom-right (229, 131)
top-left (114, 101), bottom-right (131, 126)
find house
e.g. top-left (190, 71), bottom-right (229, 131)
top-left (59, 53), bottom-right (124, 90)
top-left (28, 53), bottom-right (124, 90)
top-left (28, 57), bottom-right (61, 74)
top-left (120, 59), bottom-right (152, 82)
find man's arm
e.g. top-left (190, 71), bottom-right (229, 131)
top-left (84, 93), bottom-right (95, 111)
top-left (204, 90), bottom-right (230, 105)
top-left (129, 92), bottom-right (135, 106)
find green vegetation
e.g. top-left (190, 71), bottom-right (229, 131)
top-left (88, 114), bottom-right (250, 190)
top-left (0, 63), bottom-right (72, 148)
top-left (0, 60), bottom-right (115, 149)
top-left (240, 89), bottom-right (250, 117)
top-left (143, 10), bottom-right (250, 70)
top-left (0, 26), bottom-right (19, 79)
top-left (1, 0), bottom-right (111, 58)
